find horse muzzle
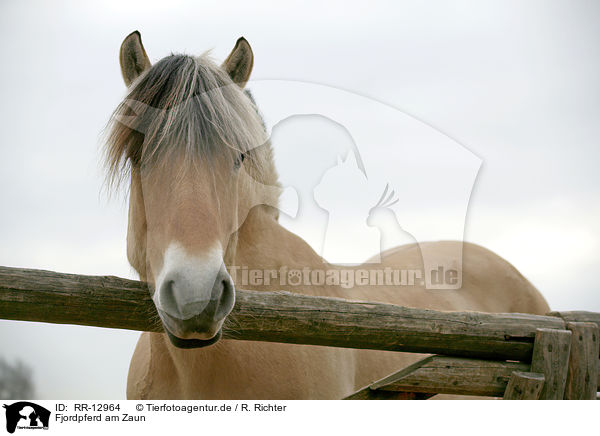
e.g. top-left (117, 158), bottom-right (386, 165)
top-left (152, 244), bottom-right (236, 348)
top-left (159, 309), bottom-right (225, 348)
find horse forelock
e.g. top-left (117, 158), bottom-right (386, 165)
top-left (103, 53), bottom-right (274, 192)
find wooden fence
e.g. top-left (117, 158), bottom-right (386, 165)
top-left (0, 265), bottom-right (598, 400)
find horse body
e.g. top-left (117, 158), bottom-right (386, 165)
top-left (126, 205), bottom-right (548, 399)
top-left (107, 32), bottom-right (549, 400)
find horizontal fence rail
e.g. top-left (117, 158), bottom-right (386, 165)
top-left (347, 355), bottom-right (531, 398)
top-left (2, 265), bottom-right (592, 362)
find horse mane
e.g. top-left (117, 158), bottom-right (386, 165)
top-left (103, 53), bottom-right (278, 193)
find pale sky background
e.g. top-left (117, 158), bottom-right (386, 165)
top-left (0, 0), bottom-right (598, 399)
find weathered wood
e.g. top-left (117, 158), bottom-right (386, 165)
top-left (530, 328), bottom-right (572, 400)
top-left (564, 322), bottom-right (599, 400)
top-left (344, 389), bottom-right (433, 400)
top-left (550, 311), bottom-right (600, 358)
top-left (0, 266), bottom-right (568, 360)
top-left (346, 355), bottom-right (529, 398)
top-left (229, 293), bottom-right (566, 361)
top-left (549, 311), bottom-right (600, 332)
top-left (503, 371), bottom-right (545, 400)
top-left (0, 266), bottom-right (159, 332)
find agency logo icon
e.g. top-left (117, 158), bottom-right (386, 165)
top-left (2, 402), bottom-right (50, 434)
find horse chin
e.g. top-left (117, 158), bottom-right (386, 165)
top-left (165, 328), bottom-right (222, 349)
top-left (157, 308), bottom-right (224, 349)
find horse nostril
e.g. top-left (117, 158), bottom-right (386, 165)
top-left (159, 279), bottom-right (178, 314)
top-left (214, 274), bottom-right (235, 319)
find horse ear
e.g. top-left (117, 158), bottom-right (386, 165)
top-left (222, 37), bottom-right (253, 88)
top-left (119, 31), bottom-right (152, 87)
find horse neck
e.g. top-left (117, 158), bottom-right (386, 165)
top-left (232, 205), bottom-right (344, 298)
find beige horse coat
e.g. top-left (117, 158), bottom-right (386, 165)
top-left (107, 32), bottom-right (549, 400)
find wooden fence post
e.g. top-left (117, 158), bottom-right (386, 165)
top-left (564, 322), bottom-right (599, 400)
top-left (530, 328), bottom-right (571, 400)
top-left (503, 371), bottom-right (545, 400)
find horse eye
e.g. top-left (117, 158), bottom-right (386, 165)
top-left (234, 152), bottom-right (245, 169)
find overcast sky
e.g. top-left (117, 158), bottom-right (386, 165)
top-left (0, 0), bottom-right (598, 399)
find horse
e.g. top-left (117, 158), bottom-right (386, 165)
top-left (105, 31), bottom-right (550, 399)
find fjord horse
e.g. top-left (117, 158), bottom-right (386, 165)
top-left (106, 31), bottom-right (549, 399)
